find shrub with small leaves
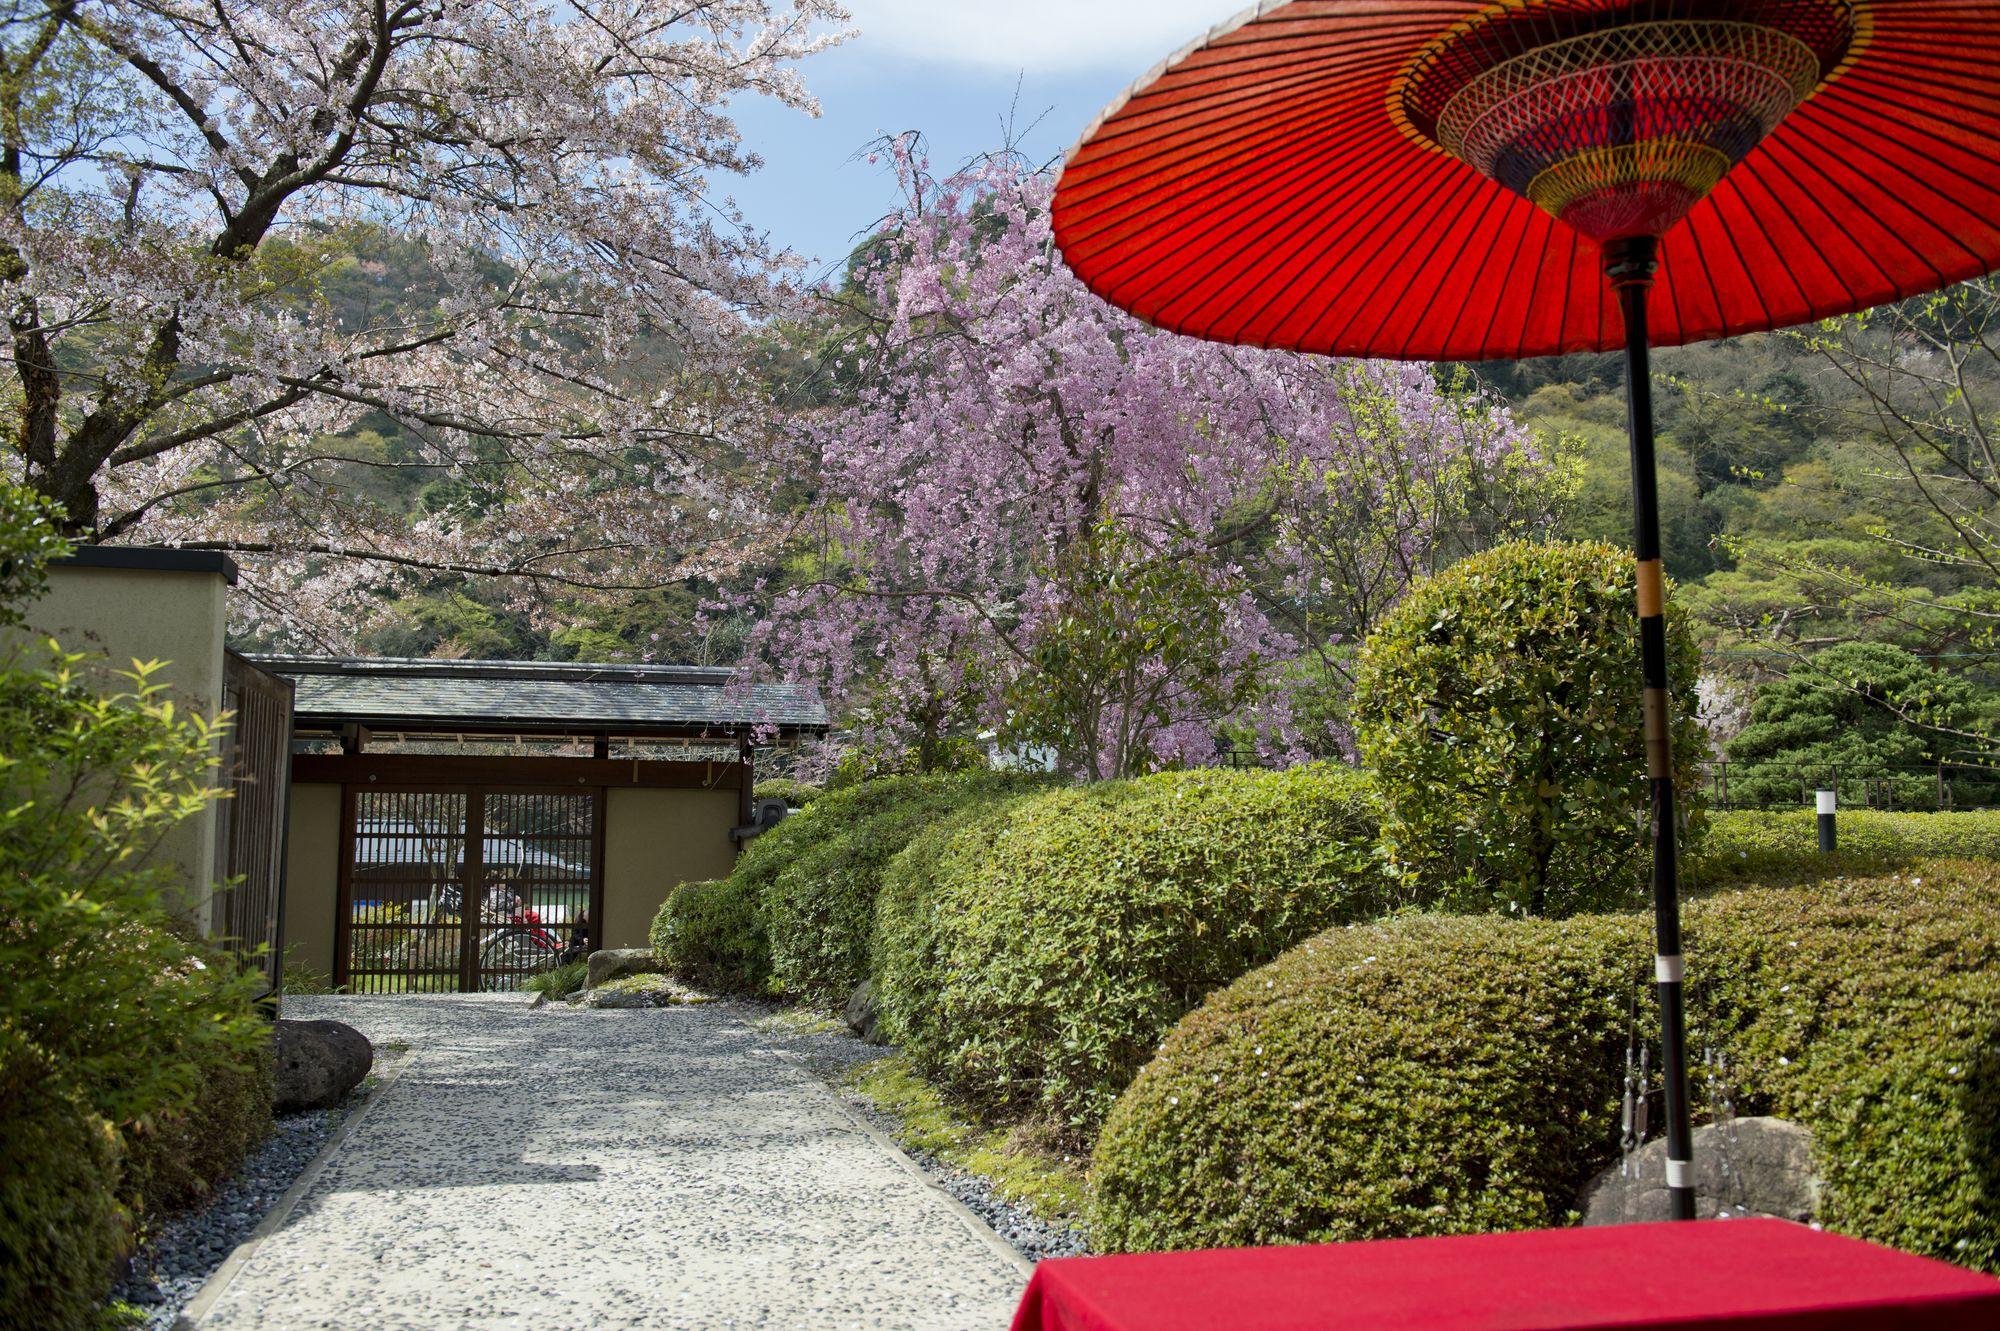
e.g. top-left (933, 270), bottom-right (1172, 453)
top-left (1092, 864), bottom-right (2000, 1271)
top-left (1698, 808), bottom-right (2000, 886)
top-left (1353, 540), bottom-right (1706, 916)
top-left (650, 877), bottom-right (770, 994)
top-left (763, 772), bottom-right (1045, 1005)
top-left (885, 766), bottom-right (1389, 1140)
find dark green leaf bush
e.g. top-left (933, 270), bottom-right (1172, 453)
top-left (763, 772), bottom-right (1044, 1005)
top-left (1092, 864), bottom-right (2000, 1271)
top-left (0, 1047), bottom-right (123, 1331)
top-left (649, 877), bottom-right (771, 994)
top-left (1722, 642), bottom-right (2000, 810)
top-left (882, 766), bottom-right (1389, 1139)
top-left (1353, 539), bottom-right (1706, 916)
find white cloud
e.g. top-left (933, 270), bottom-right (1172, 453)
top-left (843, 0), bottom-right (1239, 75)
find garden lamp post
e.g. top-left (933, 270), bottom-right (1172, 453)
top-left (1052, 0), bottom-right (2000, 1220)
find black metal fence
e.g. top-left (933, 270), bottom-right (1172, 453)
top-left (1698, 761), bottom-right (2000, 811)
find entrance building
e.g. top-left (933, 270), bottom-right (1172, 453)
top-left (259, 656), bottom-right (825, 992)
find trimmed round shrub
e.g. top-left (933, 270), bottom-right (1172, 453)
top-left (1092, 863), bottom-right (2000, 1270)
top-left (763, 771), bottom-right (1043, 1005)
top-left (650, 876), bottom-right (770, 994)
top-left (754, 777), bottom-right (824, 809)
top-left (894, 765), bottom-right (1389, 1139)
top-left (0, 1038), bottom-right (124, 1331)
top-left (1353, 539), bottom-right (1707, 916)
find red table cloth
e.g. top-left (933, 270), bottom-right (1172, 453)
top-left (1010, 1220), bottom-right (2000, 1331)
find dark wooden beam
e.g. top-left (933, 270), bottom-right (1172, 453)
top-left (291, 753), bottom-right (747, 790)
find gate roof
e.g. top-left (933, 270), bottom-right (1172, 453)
top-left (249, 655), bottom-right (827, 739)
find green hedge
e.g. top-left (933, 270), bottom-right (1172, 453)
top-left (764, 772), bottom-right (1042, 1005)
top-left (753, 777), bottom-right (824, 809)
top-left (0, 1056), bottom-right (123, 1331)
top-left (650, 877), bottom-right (771, 994)
top-left (880, 766), bottom-right (1390, 1139)
top-left (1699, 809), bottom-right (2000, 884)
top-left (1092, 863), bottom-right (2000, 1270)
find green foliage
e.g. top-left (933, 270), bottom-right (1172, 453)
top-left (119, 1031), bottom-right (274, 1219)
top-left (649, 877), bottom-right (771, 994)
top-left (881, 766), bottom-right (1389, 1139)
top-left (1353, 540), bottom-right (1706, 916)
top-left (764, 772), bottom-right (1045, 1005)
top-left (0, 481), bottom-right (69, 626)
top-left (524, 959), bottom-right (588, 998)
top-left (753, 777), bottom-right (824, 808)
top-left (0, 1057), bottom-right (123, 1331)
top-left (827, 737), bottom-right (988, 788)
top-left (1723, 642), bottom-right (1999, 809)
top-left (0, 485), bottom-right (271, 1322)
top-left (1699, 809), bottom-right (2000, 884)
top-left (1092, 866), bottom-right (2000, 1271)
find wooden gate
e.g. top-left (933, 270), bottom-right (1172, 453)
top-left (336, 785), bottom-right (602, 993)
top-left (213, 652), bottom-right (294, 991)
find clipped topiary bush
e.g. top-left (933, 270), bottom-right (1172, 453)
top-left (1092, 864), bottom-right (2000, 1271)
top-left (893, 765), bottom-right (1389, 1139)
top-left (1353, 539), bottom-right (1706, 916)
top-left (763, 771), bottom-right (1042, 1005)
top-left (872, 805), bottom-right (1013, 1061)
top-left (650, 877), bottom-right (771, 994)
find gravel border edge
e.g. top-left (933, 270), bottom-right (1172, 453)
top-left (767, 1045), bottom-right (1035, 1278)
top-left (169, 1051), bottom-right (410, 1330)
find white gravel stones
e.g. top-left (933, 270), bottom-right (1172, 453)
top-left (189, 994), bottom-right (1026, 1330)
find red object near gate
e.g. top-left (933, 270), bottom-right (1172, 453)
top-left (1009, 1220), bottom-right (2000, 1331)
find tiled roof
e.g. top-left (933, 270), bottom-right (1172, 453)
top-left (247, 656), bottom-right (827, 734)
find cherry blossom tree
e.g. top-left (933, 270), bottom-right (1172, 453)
top-left (0, 0), bottom-right (846, 642)
top-left (754, 143), bottom-right (1548, 778)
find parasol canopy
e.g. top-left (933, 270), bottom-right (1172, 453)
top-left (1052, 0), bottom-right (2000, 361)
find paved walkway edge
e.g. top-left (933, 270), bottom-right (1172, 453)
top-left (768, 1047), bottom-right (1033, 1278)
top-left (174, 1052), bottom-right (411, 1330)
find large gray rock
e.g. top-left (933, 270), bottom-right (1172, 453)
top-left (586, 947), bottom-right (663, 989)
top-left (273, 1019), bottom-right (373, 1111)
top-left (844, 979), bottom-right (885, 1045)
top-left (1581, 1116), bottom-right (1820, 1224)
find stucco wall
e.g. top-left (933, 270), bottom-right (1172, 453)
top-left (16, 562), bottom-right (230, 929)
top-left (601, 786), bottom-right (740, 949)
top-left (281, 782), bottom-right (343, 982)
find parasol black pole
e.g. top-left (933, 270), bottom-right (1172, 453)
top-left (1606, 234), bottom-right (1697, 1222)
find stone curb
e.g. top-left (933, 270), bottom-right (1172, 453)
top-left (764, 1043), bottom-right (1035, 1279)
top-left (171, 1050), bottom-right (410, 1329)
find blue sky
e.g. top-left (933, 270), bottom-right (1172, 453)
top-left (725, 0), bottom-right (1235, 283)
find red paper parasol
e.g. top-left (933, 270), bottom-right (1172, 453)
top-left (1054, 0), bottom-right (2000, 361)
top-left (1054, 0), bottom-right (2000, 1224)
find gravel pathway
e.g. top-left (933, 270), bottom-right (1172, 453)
top-left (188, 994), bottom-right (1026, 1331)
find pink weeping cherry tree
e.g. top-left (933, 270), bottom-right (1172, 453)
top-left (750, 141), bottom-right (1551, 779)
